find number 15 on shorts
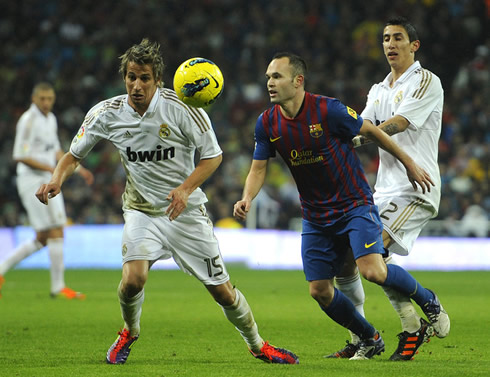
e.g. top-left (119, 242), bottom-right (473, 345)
top-left (204, 256), bottom-right (224, 277)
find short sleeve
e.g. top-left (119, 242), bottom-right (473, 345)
top-left (395, 72), bottom-right (443, 130)
top-left (253, 113), bottom-right (275, 160)
top-left (70, 103), bottom-right (105, 159)
top-left (327, 98), bottom-right (364, 140)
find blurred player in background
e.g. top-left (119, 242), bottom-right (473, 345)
top-left (329, 17), bottom-right (449, 361)
top-left (0, 82), bottom-right (93, 299)
top-left (234, 52), bottom-right (447, 360)
top-left (36, 39), bottom-right (298, 365)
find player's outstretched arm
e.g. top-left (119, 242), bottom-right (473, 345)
top-left (166, 154), bottom-right (222, 221)
top-left (36, 152), bottom-right (81, 204)
top-left (352, 116), bottom-right (409, 148)
top-left (57, 149), bottom-right (94, 185)
top-left (359, 120), bottom-right (434, 193)
top-left (233, 159), bottom-right (268, 221)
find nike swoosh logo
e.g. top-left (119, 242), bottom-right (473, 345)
top-left (270, 136), bottom-right (282, 142)
top-left (208, 73), bottom-right (220, 88)
top-left (365, 241), bottom-right (377, 248)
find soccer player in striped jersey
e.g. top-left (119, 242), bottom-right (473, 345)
top-left (0, 82), bottom-right (92, 300)
top-left (36, 39), bottom-right (298, 365)
top-left (234, 51), bottom-right (444, 360)
top-left (331, 17), bottom-right (449, 361)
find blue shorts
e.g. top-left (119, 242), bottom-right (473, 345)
top-left (301, 205), bottom-right (384, 281)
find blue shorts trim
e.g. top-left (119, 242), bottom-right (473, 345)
top-left (301, 205), bottom-right (384, 281)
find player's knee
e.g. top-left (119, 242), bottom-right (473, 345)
top-left (208, 283), bottom-right (235, 306)
top-left (215, 291), bottom-right (235, 307)
top-left (309, 284), bottom-right (335, 307)
top-left (359, 267), bottom-right (385, 285)
top-left (35, 232), bottom-right (49, 246)
top-left (357, 254), bottom-right (387, 285)
top-left (121, 277), bottom-right (146, 298)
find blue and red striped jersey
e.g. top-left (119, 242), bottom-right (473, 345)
top-left (253, 92), bottom-right (373, 224)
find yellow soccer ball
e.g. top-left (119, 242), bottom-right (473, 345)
top-left (173, 57), bottom-right (224, 108)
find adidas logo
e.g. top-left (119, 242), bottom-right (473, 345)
top-left (123, 131), bottom-right (132, 138)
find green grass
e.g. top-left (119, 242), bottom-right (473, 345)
top-left (0, 267), bottom-right (489, 377)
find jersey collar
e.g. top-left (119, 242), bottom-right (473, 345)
top-left (31, 102), bottom-right (49, 118)
top-left (382, 61), bottom-right (421, 88)
top-left (123, 88), bottom-right (160, 117)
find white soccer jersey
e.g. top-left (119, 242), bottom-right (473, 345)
top-left (70, 88), bottom-right (222, 214)
top-left (361, 61), bottom-right (443, 212)
top-left (12, 103), bottom-right (61, 176)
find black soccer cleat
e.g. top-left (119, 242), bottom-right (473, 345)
top-left (389, 318), bottom-right (435, 361)
top-left (324, 340), bottom-right (360, 358)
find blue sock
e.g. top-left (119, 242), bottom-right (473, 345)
top-left (321, 288), bottom-right (375, 340)
top-left (383, 264), bottom-right (434, 306)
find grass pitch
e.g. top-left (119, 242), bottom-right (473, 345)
top-left (0, 267), bottom-right (489, 377)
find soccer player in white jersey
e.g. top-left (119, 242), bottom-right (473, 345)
top-left (36, 39), bottom-right (298, 365)
top-left (326, 17), bottom-right (450, 361)
top-left (0, 82), bottom-right (93, 300)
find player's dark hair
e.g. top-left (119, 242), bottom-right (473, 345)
top-left (272, 52), bottom-right (307, 81)
top-left (119, 38), bottom-right (165, 87)
top-left (386, 17), bottom-right (419, 42)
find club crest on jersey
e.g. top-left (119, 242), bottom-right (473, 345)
top-left (309, 123), bottom-right (323, 138)
top-left (394, 91), bottom-right (403, 104)
top-left (159, 124), bottom-right (170, 139)
top-left (347, 106), bottom-right (358, 119)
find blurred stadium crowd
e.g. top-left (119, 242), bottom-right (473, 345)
top-left (1, 0), bottom-right (488, 236)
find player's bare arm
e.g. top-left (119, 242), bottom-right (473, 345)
top-left (353, 115), bottom-right (409, 147)
top-left (233, 159), bottom-right (268, 220)
top-left (36, 152), bottom-right (81, 204)
top-left (359, 120), bottom-right (434, 193)
top-left (166, 154), bottom-right (222, 221)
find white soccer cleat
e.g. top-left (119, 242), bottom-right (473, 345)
top-left (350, 331), bottom-right (385, 360)
top-left (422, 289), bottom-right (450, 338)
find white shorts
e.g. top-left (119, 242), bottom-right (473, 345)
top-left (17, 173), bottom-right (67, 231)
top-left (121, 204), bottom-right (229, 286)
top-left (375, 195), bottom-right (436, 256)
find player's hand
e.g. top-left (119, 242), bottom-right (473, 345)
top-left (35, 183), bottom-right (61, 205)
top-left (165, 187), bottom-right (190, 221)
top-left (352, 135), bottom-right (371, 148)
top-left (233, 199), bottom-right (251, 220)
top-left (405, 162), bottom-right (434, 194)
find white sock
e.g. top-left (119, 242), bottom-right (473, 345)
top-left (335, 270), bottom-right (365, 344)
top-left (0, 239), bottom-right (44, 275)
top-left (47, 238), bottom-right (65, 294)
top-left (383, 256), bottom-right (421, 333)
top-left (220, 288), bottom-right (264, 353)
top-left (118, 281), bottom-right (144, 337)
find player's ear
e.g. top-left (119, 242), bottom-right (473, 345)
top-left (295, 74), bottom-right (305, 88)
top-left (410, 40), bottom-right (420, 53)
